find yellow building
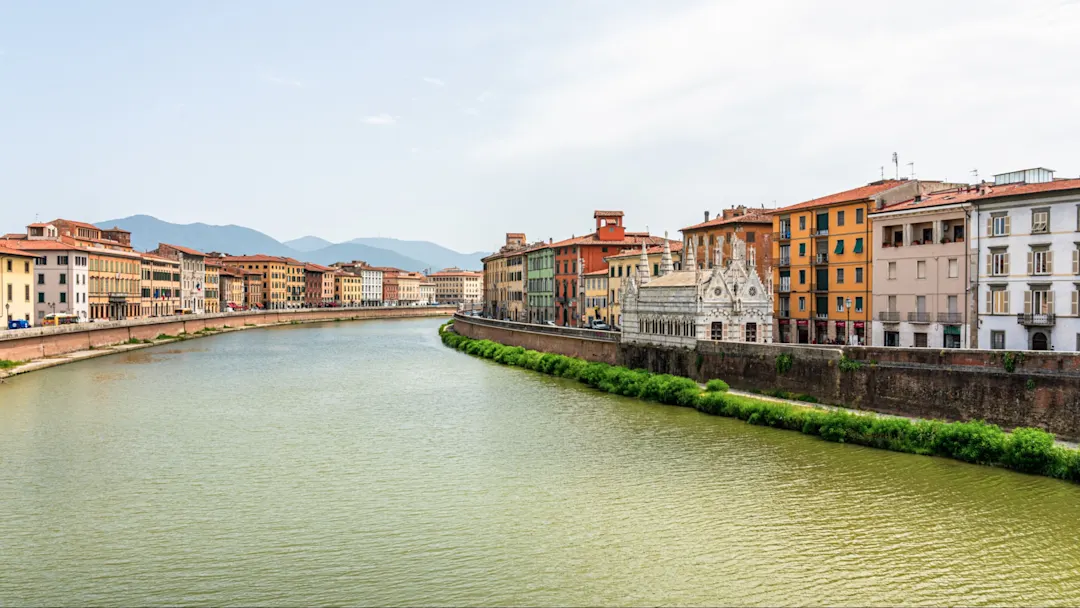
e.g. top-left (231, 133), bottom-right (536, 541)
top-left (583, 269), bottom-right (609, 326)
top-left (221, 255), bottom-right (289, 309)
top-left (204, 259), bottom-right (220, 313)
top-left (604, 242), bottom-right (682, 329)
top-left (771, 179), bottom-right (955, 344)
top-left (139, 253), bottom-right (181, 317)
top-left (333, 271), bottom-right (363, 306)
top-left (0, 246), bottom-right (35, 326)
top-left (284, 258), bottom-right (305, 308)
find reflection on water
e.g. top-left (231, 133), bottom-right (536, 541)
top-left (2, 318), bottom-right (1080, 606)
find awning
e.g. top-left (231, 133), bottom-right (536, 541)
top-left (944, 325), bottom-right (961, 335)
top-left (853, 239), bottom-right (864, 254)
top-left (854, 321), bottom-right (865, 329)
top-left (778, 319), bottom-right (791, 325)
top-left (835, 321), bottom-right (846, 328)
top-left (834, 240), bottom-right (844, 254)
top-left (796, 320), bottom-right (808, 326)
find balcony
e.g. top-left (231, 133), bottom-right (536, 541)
top-left (907, 312), bottom-right (932, 323)
top-left (879, 311), bottom-right (900, 323)
top-left (812, 229), bottom-right (829, 237)
top-left (811, 282), bottom-right (829, 293)
top-left (778, 309), bottom-right (791, 319)
top-left (777, 231), bottom-right (792, 241)
top-left (1017, 313), bottom-right (1056, 326)
top-left (937, 312), bottom-right (963, 324)
top-left (814, 312), bottom-right (829, 320)
top-left (778, 257), bottom-right (791, 267)
top-left (774, 282), bottom-right (791, 294)
top-left (814, 253), bottom-right (829, 264)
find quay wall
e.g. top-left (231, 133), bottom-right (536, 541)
top-left (452, 315), bottom-right (1080, 440)
top-left (0, 306), bottom-right (455, 364)
top-left (451, 314), bottom-right (619, 364)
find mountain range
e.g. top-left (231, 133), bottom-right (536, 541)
top-left (94, 215), bottom-right (487, 272)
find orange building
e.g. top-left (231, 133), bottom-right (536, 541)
top-left (680, 206), bottom-right (773, 281)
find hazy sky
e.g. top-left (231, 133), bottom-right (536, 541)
top-left (2, 0), bottom-right (1079, 252)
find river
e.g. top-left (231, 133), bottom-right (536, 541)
top-left (2, 318), bottom-right (1079, 606)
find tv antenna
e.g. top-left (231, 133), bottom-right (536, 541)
top-left (971, 169), bottom-right (979, 183)
top-left (880, 166), bottom-right (885, 181)
top-left (892, 152), bottom-right (899, 180)
top-left (907, 162), bottom-right (915, 179)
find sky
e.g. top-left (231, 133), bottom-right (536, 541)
top-left (2, 0), bottom-right (1080, 253)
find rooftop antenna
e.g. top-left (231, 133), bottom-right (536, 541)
top-left (971, 169), bottom-right (979, 183)
top-left (892, 152), bottom-right (899, 180)
top-left (907, 162), bottom-right (915, 179)
top-left (880, 166), bottom-right (885, 181)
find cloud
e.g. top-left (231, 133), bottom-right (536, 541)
top-left (476, 0), bottom-right (1080, 163)
top-left (422, 77), bottom-right (446, 87)
top-left (362, 113), bottom-right (397, 126)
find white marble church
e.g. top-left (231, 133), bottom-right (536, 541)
top-left (621, 234), bottom-right (774, 348)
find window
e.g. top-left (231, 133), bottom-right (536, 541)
top-left (856, 208), bottom-right (864, 224)
top-left (837, 210), bottom-right (845, 226)
top-left (834, 240), bottom-right (844, 254)
top-left (711, 321), bottom-right (723, 340)
top-left (798, 243), bottom-right (807, 257)
top-left (746, 231), bottom-right (756, 243)
top-left (917, 261), bottom-right (926, 279)
top-left (990, 288), bottom-right (1010, 314)
top-left (888, 262), bottom-right (897, 280)
top-left (991, 330), bottom-right (1006, 350)
top-left (5, 260), bottom-right (11, 272)
top-left (853, 238), bottom-right (863, 254)
top-left (37, 292), bottom-right (44, 303)
top-left (885, 331), bottom-right (900, 346)
top-left (855, 267), bottom-right (864, 283)
top-left (60, 292), bottom-right (67, 304)
top-left (990, 251), bottom-right (1009, 276)
top-left (914, 333), bottom-right (928, 347)
top-left (855, 296), bottom-right (863, 312)
top-left (836, 268), bottom-right (844, 284)
top-left (798, 297), bottom-right (806, 311)
top-left (37, 273), bottom-right (44, 285)
top-left (59, 273), bottom-right (67, 285)
top-left (799, 216), bottom-right (806, 231)
top-left (1029, 249), bottom-right (1052, 275)
top-left (888, 295), bottom-right (897, 312)
top-left (1032, 208), bottom-right (1049, 234)
top-left (5, 283), bottom-right (10, 300)
top-left (745, 323), bottom-right (757, 342)
top-left (1026, 289), bottom-right (1054, 315)
top-left (653, 263), bottom-right (658, 276)
top-left (916, 295), bottom-right (926, 313)
top-left (991, 214), bottom-right (1010, 236)
top-left (948, 295), bottom-right (958, 314)
top-left (948, 258), bottom-right (958, 278)
top-left (836, 296), bottom-right (844, 312)
top-left (798, 269), bottom-right (806, 284)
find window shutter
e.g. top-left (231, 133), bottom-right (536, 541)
top-left (1005, 291), bottom-right (1010, 314)
top-left (986, 290), bottom-right (993, 314)
top-left (986, 254), bottom-right (992, 275)
top-left (1047, 290), bottom-right (1055, 314)
top-left (1027, 252), bottom-right (1034, 275)
top-left (1073, 290), bottom-right (1079, 316)
top-left (986, 217), bottom-right (993, 236)
top-left (1073, 250), bottom-right (1080, 275)
top-left (1003, 253), bottom-right (1010, 275)
top-left (1004, 216), bottom-right (1011, 235)
top-left (1024, 290), bottom-right (1032, 314)
top-left (1047, 251), bottom-right (1054, 274)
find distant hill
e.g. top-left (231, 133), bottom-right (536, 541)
top-left (95, 215), bottom-right (444, 272)
top-left (349, 237), bottom-right (488, 271)
top-left (283, 235), bottom-right (334, 252)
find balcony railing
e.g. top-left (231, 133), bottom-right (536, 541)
top-left (774, 282), bottom-right (791, 294)
top-left (778, 257), bottom-right (791, 267)
top-left (907, 312), bottom-right (932, 323)
top-left (814, 312), bottom-right (829, 320)
top-left (812, 229), bottom-right (829, 237)
top-left (814, 253), bottom-right (829, 264)
top-left (879, 311), bottom-right (900, 322)
top-left (778, 309), bottom-right (791, 319)
top-left (811, 282), bottom-right (829, 292)
top-left (1017, 313), bottom-right (1056, 326)
top-left (777, 230), bottom-right (791, 240)
top-left (937, 312), bottom-right (963, 324)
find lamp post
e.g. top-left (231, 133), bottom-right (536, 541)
top-left (845, 297), bottom-right (853, 345)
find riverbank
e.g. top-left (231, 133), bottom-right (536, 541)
top-left (0, 307), bottom-right (453, 380)
top-left (440, 321), bottom-right (1080, 484)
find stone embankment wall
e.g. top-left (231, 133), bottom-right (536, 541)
top-left (453, 315), bottom-right (1080, 439)
top-left (451, 314), bottom-right (618, 364)
top-left (0, 306), bottom-right (455, 363)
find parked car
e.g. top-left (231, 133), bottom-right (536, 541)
top-left (7, 319), bottom-right (31, 330)
top-left (590, 322), bottom-right (612, 331)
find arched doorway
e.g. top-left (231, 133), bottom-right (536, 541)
top-left (1031, 332), bottom-right (1049, 351)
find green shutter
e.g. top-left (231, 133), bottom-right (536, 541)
top-left (799, 243), bottom-right (806, 256)
top-left (944, 325), bottom-right (961, 335)
top-left (834, 240), bottom-right (844, 254)
top-left (853, 238), bottom-right (864, 254)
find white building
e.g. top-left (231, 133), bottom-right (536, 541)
top-left (419, 281), bottom-right (436, 306)
top-left (971, 168), bottom-right (1080, 351)
top-left (0, 225), bottom-right (90, 322)
top-left (622, 235), bottom-right (774, 348)
top-left (360, 266), bottom-right (383, 306)
top-left (152, 243), bottom-right (207, 314)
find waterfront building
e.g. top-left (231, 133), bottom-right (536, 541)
top-left (397, 271), bottom-right (423, 305)
top-left (0, 245), bottom-right (35, 326)
top-left (204, 257), bottom-right (220, 314)
top-left (622, 235), bottom-right (773, 347)
top-left (139, 253), bottom-right (182, 317)
top-left (770, 179), bottom-right (960, 345)
top-left (966, 169), bottom-right (1080, 351)
top-left (870, 190), bottom-right (972, 348)
top-left (304, 263), bottom-right (335, 307)
top-left (482, 233), bottom-right (528, 320)
top-left (220, 255), bottom-right (289, 309)
top-left (604, 240), bottom-right (683, 329)
top-left (152, 243), bottom-right (207, 314)
top-left (553, 212), bottom-right (664, 327)
top-left (505, 248), bottom-right (526, 321)
top-left (680, 206), bottom-right (773, 281)
top-left (376, 268), bottom-right (401, 305)
top-left (0, 230), bottom-right (89, 322)
top-left (48, 219), bottom-right (142, 320)
top-left (241, 268), bottom-right (263, 309)
top-left (419, 280), bottom-right (436, 306)
top-left (331, 261), bottom-right (384, 306)
top-left (218, 266), bottom-right (245, 311)
top-left (333, 271), bottom-right (364, 306)
top-left (583, 269), bottom-right (610, 325)
top-left (429, 268), bottom-right (483, 308)
top-left (523, 245), bottom-right (554, 323)
top-left (283, 258), bottom-right (305, 309)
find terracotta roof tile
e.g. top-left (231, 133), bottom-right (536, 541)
top-left (593, 210), bottom-right (624, 217)
top-left (876, 178), bottom-right (1080, 214)
top-left (159, 243), bottom-right (206, 257)
top-left (0, 239), bottom-right (77, 251)
top-left (680, 211), bottom-right (774, 232)
top-left (775, 180), bottom-right (908, 213)
top-left (0, 245), bottom-right (35, 257)
top-left (606, 241), bottom-right (684, 259)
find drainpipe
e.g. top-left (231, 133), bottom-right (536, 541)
top-left (865, 201), bottom-right (871, 345)
top-left (968, 206), bottom-right (976, 349)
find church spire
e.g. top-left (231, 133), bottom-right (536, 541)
top-left (684, 236), bottom-right (696, 270)
top-left (637, 239), bottom-right (651, 286)
top-left (660, 231), bottom-right (674, 275)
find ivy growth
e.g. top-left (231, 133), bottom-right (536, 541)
top-left (775, 353), bottom-right (794, 375)
top-left (1003, 351), bottom-right (1024, 373)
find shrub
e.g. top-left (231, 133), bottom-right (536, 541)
top-left (0, 359), bottom-right (24, 370)
top-left (1004, 428), bottom-right (1056, 474)
top-left (775, 353), bottom-right (794, 375)
top-left (838, 355), bottom-right (862, 372)
top-left (930, 420), bottom-right (1007, 464)
top-left (695, 392), bottom-right (728, 416)
top-left (705, 379), bottom-right (730, 393)
top-left (1003, 351), bottom-right (1024, 373)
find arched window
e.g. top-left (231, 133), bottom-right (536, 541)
top-left (711, 321), bottom-right (723, 341)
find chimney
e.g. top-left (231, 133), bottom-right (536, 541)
top-left (704, 210), bottom-right (711, 222)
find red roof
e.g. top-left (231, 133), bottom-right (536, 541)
top-left (776, 180), bottom-right (908, 213)
top-left (681, 211), bottom-right (774, 232)
top-left (51, 218), bottom-right (100, 231)
top-left (584, 269), bottom-right (609, 276)
top-left (304, 263), bottom-right (334, 272)
top-left (606, 240), bottom-right (684, 259)
top-left (140, 252), bottom-right (181, 263)
top-left (0, 239), bottom-right (78, 252)
top-left (159, 243), bottom-right (206, 257)
top-left (550, 233), bottom-right (667, 249)
top-left (220, 254), bottom-right (289, 263)
top-left (0, 245), bottom-right (35, 258)
top-left (877, 178), bottom-right (1080, 214)
top-left (593, 210), bottom-right (624, 217)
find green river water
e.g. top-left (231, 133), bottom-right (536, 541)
top-left (2, 318), bottom-right (1079, 606)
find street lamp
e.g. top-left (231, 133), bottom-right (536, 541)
top-left (845, 297), bottom-right (853, 345)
